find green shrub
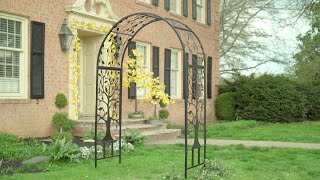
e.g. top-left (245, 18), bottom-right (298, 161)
top-left (52, 113), bottom-right (75, 132)
top-left (51, 131), bottom-right (73, 141)
top-left (296, 82), bottom-right (320, 120)
top-left (43, 138), bottom-right (80, 162)
top-left (123, 129), bottom-right (147, 146)
top-left (55, 93), bottom-right (68, 109)
top-left (159, 109), bottom-right (169, 119)
top-left (159, 100), bottom-right (167, 108)
top-left (235, 75), bottom-right (307, 122)
top-left (220, 74), bottom-right (310, 122)
top-left (215, 93), bottom-right (236, 120)
top-left (129, 111), bottom-right (144, 115)
top-left (82, 130), bottom-right (104, 141)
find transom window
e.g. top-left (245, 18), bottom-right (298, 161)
top-left (170, 48), bottom-right (181, 99)
top-left (136, 41), bottom-right (150, 98)
top-left (196, 0), bottom-right (206, 23)
top-left (170, 0), bottom-right (181, 15)
top-left (0, 12), bottom-right (27, 98)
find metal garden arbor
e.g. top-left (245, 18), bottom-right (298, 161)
top-left (95, 13), bottom-right (207, 178)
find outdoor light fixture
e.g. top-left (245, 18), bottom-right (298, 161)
top-left (59, 19), bottom-right (74, 52)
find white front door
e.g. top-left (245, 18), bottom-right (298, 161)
top-left (80, 36), bottom-right (104, 116)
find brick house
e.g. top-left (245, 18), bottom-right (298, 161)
top-left (0, 0), bottom-right (220, 137)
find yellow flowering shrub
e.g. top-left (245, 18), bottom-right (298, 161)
top-left (123, 50), bottom-right (173, 106)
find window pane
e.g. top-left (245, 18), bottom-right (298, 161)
top-left (0, 18), bottom-right (7, 32)
top-left (8, 34), bottom-right (14, 48)
top-left (171, 52), bottom-right (179, 69)
top-left (13, 52), bottom-right (19, 64)
top-left (12, 65), bottom-right (19, 78)
top-left (8, 20), bottom-right (14, 34)
top-left (6, 65), bottom-right (12, 78)
top-left (15, 21), bottom-right (21, 35)
top-left (0, 33), bottom-right (7, 47)
top-left (6, 51), bottom-right (12, 64)
top-left (137, 45), bottom-right (147, 65)
top-left (0, 50), bottom-right (4, 64)
top-left (170, 0), bottom-right (177, 12)
top-left (15, 35), bottom-right (21, 48)
top-left (170, 71), bottom-right (177, 96)
top-left (0, 78), bottom-right (19, 93)
top-left (0, 65), bottom-right (4, 77)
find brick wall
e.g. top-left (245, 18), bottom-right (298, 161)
top-left (0, 0), bottom-right (74, 137)
top-left (0, 0), bottom-right (220, 137)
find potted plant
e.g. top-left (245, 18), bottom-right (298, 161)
top-left (147, 115), bottom-right (164, 125)
top-left (128, 111), bottom-right (144, 119)
top-left (159, 100), bottom-right (169, 120)
top-left (51, 93), bottom-right (75, 141)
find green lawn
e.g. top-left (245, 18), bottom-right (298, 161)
top-left (188, 120), bottom-right (320, 143)
top-left (4, 144), bottom-right (320, 179)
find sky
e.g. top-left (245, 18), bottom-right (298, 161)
top-left (241, 9), bottom-right (311, 76)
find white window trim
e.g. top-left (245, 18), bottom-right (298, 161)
top-left (196, 0), bottom-right (206, 24)
top-left (0, 12), bottom-right (28, 99)
top-left (170, 48), bottom-right (181, 99)
top-left (137, 0), bottom-right (151, 4)
top-left (169, 0), bottom-right (182, 15)
top-left (136, 41), bottom-right (151, 99)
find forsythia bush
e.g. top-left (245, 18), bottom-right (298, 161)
top-left (123, 50), bottom-right (172, 105)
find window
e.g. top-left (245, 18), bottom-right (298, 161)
top-left (138, 0), bottom-right (151, 4)
top-left (136, 41), bottom-right (150, 98)
top-left (0, 12), bottom-right (27, 99)
top-left (197, 54), bottom-right (205, 99)
top-left (196, 0), bottom-right (206, 23)
top-left (170, 49), bottom-right (181, 99)
top-left (170, 0), bottom-right (181, 15)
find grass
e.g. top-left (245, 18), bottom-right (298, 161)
top-left (186, 120), bottom-right (320, 143)
top-left (3, 144), bottom-right (320, 179)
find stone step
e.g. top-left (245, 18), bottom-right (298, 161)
top-left (74, 120), bottom-right (166, 137)
top-left (143, 129), bottom-right (182, 143)
top-left (77, 118), bottom-right (147, 126)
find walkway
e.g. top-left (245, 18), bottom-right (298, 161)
top-left (147, 138), bottom-right (320, 149)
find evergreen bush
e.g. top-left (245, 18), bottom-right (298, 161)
top-left (55, 93), bottom-right (68, 110)
top-left (215, 93), bottom-right (236, 120)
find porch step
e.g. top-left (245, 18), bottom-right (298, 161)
top-left (143, 129), bottom-right (182, 143)
top-left (74, 120), bottom-right (164, 136)
top-left (73, 119), bottom-right (182, 143)
top-left (77, 118), bottom-right (146, 126)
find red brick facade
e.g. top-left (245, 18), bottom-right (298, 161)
top-left (0, 0), bottom-right (220, 137)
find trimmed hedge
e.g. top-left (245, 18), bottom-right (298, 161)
top-left (218, 74), bottom-right (317, 122)
top-left (215, 93), bottom-right (236, 120)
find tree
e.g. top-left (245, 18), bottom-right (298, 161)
top-left (294, 2), bottom-right (320, 81)
top-left (220, 0), bottom-right (316, 75)
top-left (123, 50), bottom-right (172, 117)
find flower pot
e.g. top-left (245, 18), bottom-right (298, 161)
top-left (128, 114), bottom-right (144, 119)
